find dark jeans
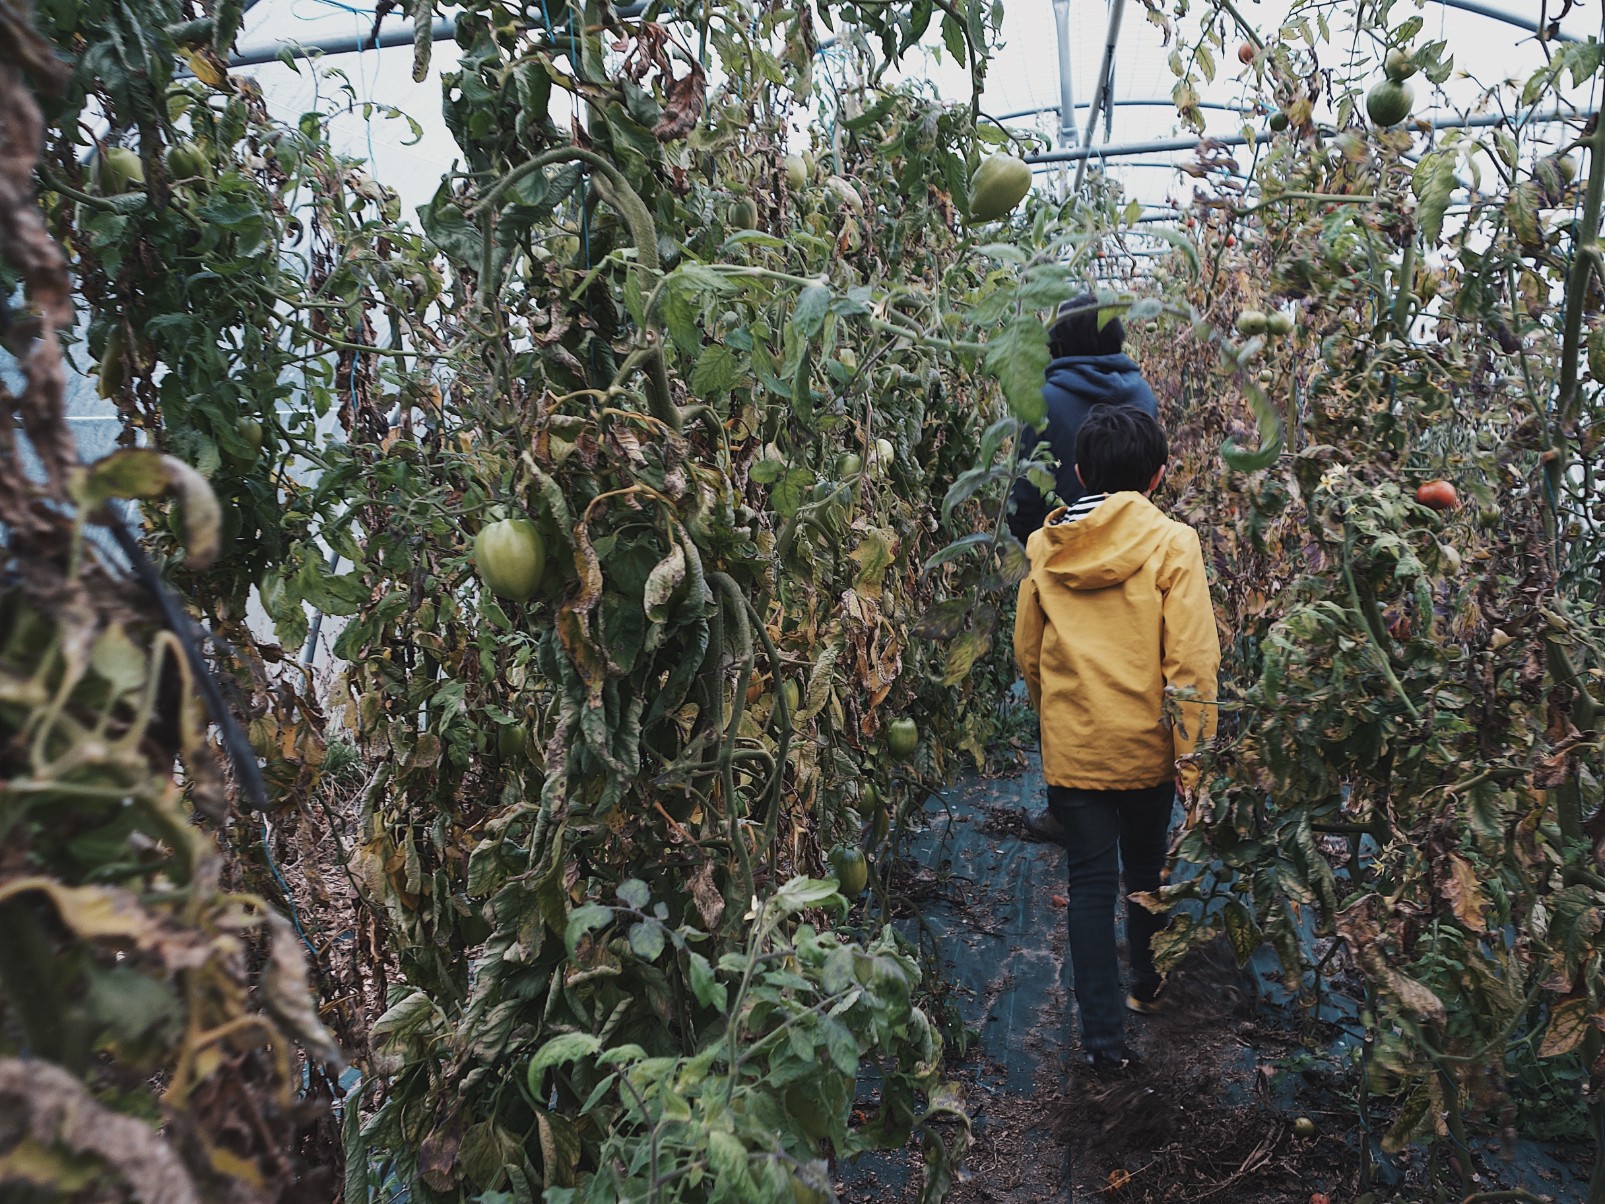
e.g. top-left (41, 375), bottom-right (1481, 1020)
top-left (1048, 782), bottom-right (1175, 1056)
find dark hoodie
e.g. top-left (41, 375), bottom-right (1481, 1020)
top-left (1006, 353), bottom-right (1160, 544)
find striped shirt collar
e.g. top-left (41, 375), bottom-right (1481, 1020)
top-left (1051, 493), bottom-right (1108, 524)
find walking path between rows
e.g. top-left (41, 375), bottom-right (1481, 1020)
top-left (838, 754), bottom-right (1591, 1203)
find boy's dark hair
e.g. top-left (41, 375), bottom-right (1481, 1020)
top-left (1075, 403), bottom-right (1168, 494)
top-left (1049, 292), bottom-right (1124, 359)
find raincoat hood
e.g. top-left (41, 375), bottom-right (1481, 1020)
top-left (1042, 353), bottom-right (1155, 411)
top-left (1030, 493), bottom-right (1172, 591)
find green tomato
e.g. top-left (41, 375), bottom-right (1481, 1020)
top-left (1383, 48), bottom-right (1417, 82)
top-left (165, 141), bottom-right (212, 182)
top-left (1366, 79), bottom-right (1413, 127)
top-left (95, 147), bottom-right (145, 194)
top-left (497, 721), bottom-right (527, 759)
top-left (784, 154), bottom-right (808, 191)
top-left (1265, 310), bottom-right (1294, 337)
top-left (474, 517), bottom-right (547, 602)
top-left (236, 416), bottom-right (264, 452)
top-left (828, 844), bottom-right (869, 897)
top-left (886, 717), bottom-right (919, 759)
top-left (1235, 310), bottom-right (1267, 336)
top-left (838, 451), bottom-right (863, 478)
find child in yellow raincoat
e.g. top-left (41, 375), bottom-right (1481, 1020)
top-left (1013, 403), bottom-right (1220, 1074)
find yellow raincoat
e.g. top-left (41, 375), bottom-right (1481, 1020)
top-left (1013, 493), bottom-right (1221, 790)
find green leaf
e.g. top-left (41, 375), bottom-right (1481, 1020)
top-left (772, 467), bottom-right (813, 517)
top-left (793, 284), bottom-right (830, 338)
top-left (979, 416), bottom-right (1021, 466)
top-left (1220, 379), bottom-right (1283, 473)
top-left (941, 465), bottom-right (1007, 524)
top-left (940, 12), bottom-right (967, 66)
top-left (770, 876), bottom-right (845, 914)
top-left (690, 344), bottom-right (741, 395)
top-left (616, 878), bottom-right (649, 909)
top-left (687, 951), bottom-right (727, 1013)
top-left (984, 314), bottom-right (1049, 427)
top-left (628, 919), bottom-right (666, 961)
top-left (527, 1032), bottom-right (602, 1080)
top-left (923, 531), bottom-right (992, 573)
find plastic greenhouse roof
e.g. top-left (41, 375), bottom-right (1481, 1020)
top-left (230, 1), bottom-right (1597, 222)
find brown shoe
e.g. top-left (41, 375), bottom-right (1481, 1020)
top-left (1127, 978), bottom-right (1164, 1015)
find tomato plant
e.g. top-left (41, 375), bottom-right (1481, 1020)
top-left (7, 0), bottom-right (1064, 1196)
top-left (1131, 2), bottom-right (1605, 1198)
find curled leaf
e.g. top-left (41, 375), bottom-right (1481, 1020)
top-left (79, 449), bottom-right (222, 569)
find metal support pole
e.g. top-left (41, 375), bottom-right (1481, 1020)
top-left (1073, 0), bottom-right (1128, 194)
top-left (1051, 0), bottom-right (1078, 149)
top-left (228, 2), bottom-right (649, 71)
top-left (1441, 0), bottom-right (1579, 42)
top-left (1032, 106), bottom-right (1578, 165)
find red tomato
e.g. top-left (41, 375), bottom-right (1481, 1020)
top-left (1238, 42), bottom-right (1256, 64)
top-left (1416, 479), bottom-right (1459, 511)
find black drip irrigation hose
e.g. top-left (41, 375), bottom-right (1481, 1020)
top-left (107, 522), bottom-right (272, 812)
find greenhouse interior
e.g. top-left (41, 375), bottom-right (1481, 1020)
top-left (4, 0), bottom-right (1605, 1200)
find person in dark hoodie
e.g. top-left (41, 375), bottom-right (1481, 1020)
top-left (1006, 293), bottom-right (1160, 547)
top-left (1011, 293), bottom-right (1161, 846)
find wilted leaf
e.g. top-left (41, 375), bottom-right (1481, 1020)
top-left (1441, 853), bottom-right (1487, 932)
top-left (536, 1109), bottom-right (582, 1187)
top-left (652, 60), bottom-right (706, 140)
top-left (78, 449), bottom-right (221, 568)
top-left (1381, 1085), bottom-right (1433, 1154)
top-left (643, 540), bottom-right (686, 622)
top-left (0, 1059), bottom-right (200, 1203)
top-left (1222, 899), bottom-right (1263, 965)
top-left (941, 627), bottom-right (992, 685)
top-left (849, 529), bottom-right (896, 596)
top-left (1539, 997), bottom-right (1590, 1057)
top-left (263, 914), bottom-right (343, 1065)
top-left (1411, 151), bottom-right (1457, 247)
top-left (911, 598), bottom-right (971, 641)
top-left (0, 878), bottom-right (156, 943)
top-left (459, 1121), bottom-right (521, 1192)
top-left (1506, 180), bottom-right (1541, 245)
